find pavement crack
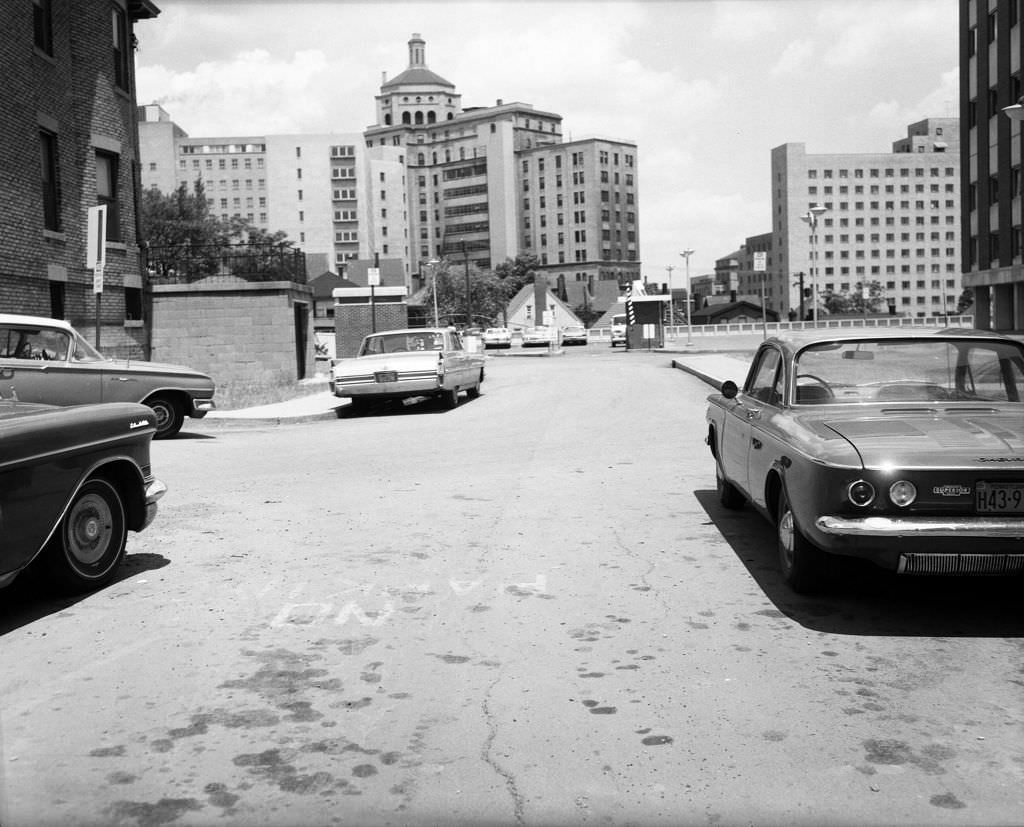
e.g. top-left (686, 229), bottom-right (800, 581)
top-left (481, 675), bottom-right (525, 825)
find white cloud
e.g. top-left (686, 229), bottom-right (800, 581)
top-left (770, 39), bottom-right (816, 77)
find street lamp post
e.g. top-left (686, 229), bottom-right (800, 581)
top-left (679, 249), bottom-right (695, 346)
top-left (800, 206), bottom-right (828, 325)
top-left (461, 241), bottom-right (471, 329)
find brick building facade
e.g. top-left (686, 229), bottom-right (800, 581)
top-left (1, 0), bottom-right (159, 355)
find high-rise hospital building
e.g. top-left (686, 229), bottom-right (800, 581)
top-left (139, 34), bottom-right (640, 293)
top-left (767, 119), bottom-right (962, 320)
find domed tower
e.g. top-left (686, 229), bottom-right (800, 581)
top-left (374, 33), bottom-right (461, 127)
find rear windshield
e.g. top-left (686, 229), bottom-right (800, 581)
top-left (360, 332), bottom-right (446, 355)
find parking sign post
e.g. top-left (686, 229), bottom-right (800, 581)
top-left (86, 205), bottom-right (107, 348)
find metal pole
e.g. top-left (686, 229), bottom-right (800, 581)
top-left (680, 249), bottom-right (694, 346)
top-left (810, 218), bottom-right (818, 326)
top-left (432, 267), bottom-right (439, 327)
top-left (462, 242), bottom-right (471, 329)
top-left (665, 264), bottom-right (675, 336)
top-left (371, 251), bottom-right (378, 333)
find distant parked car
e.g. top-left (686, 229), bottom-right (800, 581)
top-left (561, 324), bottom-right (588, 346)
top-left (610, 313), bottom-right (627, 347)
top-left (522, 326), bottom-right (555, 347)
top-left (0, 400), bottom-right (166, 593)
top-left (706, 328), bottom-right (1024, 593)
top-left (331, 327), bottom-right (485, 412)
top-left (0, 314), bottom-right (215, 438)
top-left (482, 327), bottom-right (512, 349)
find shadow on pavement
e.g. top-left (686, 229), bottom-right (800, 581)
top-left (0, 552), bottom-right (170, 636)
top-left (696, 490), bottom-right (1024, 638)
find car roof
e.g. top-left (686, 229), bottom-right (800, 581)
top-left (765, 327), bottom-right (1019, 352)
top-left (0, 313), bottom-right (74, 332)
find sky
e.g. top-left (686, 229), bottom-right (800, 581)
top-left (134, 0), bottom-right (959, 282)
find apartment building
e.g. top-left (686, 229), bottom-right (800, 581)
top-left (1, 0), bottom-right (159, 350)
top-left (364, 33), bottom-right (641, 290)
top-left (138, 107), bottom-right (406, 279)
top-left (961, 0), bottom-right (1024, 330)
top-left (770, 119), bottom-right (961, 321)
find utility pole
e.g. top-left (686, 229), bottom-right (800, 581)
top-left (665, 264), bottom-right (675, 326)
top-left (462, 241), bottom-right (471, 329)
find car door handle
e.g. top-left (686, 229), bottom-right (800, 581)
top-left (110, 376), bottom-right (133, 382)
top-left (745, 408), bottom-right (762, 421)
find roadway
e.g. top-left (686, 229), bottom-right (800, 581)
top-left (1, 346), bottom-right (1021, 827)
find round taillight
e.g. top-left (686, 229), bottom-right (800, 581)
top-left (847, 480), bottom-right (876, 507)
top-left (889, 480), bottom-right (917, 507)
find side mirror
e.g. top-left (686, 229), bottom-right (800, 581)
top-left (720, 380), bottom-right (739, 399)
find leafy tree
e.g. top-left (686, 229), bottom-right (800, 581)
top-left (955, 288), bottom-right (975, 315)
top-left (140, 179), bottom-right (295, 281)
top-left (821, 280), bottom-right (885, 315)
top-left (421, 254), bottom-right (540, 327)
top-left (493, 254), bottom-right (540, 302)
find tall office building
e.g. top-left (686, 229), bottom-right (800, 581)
top-left (770, 119), bottom-right (961, 320)
top-left (961, 0), bottom-right (1024, 330)
top-left (364, 33), bottom-right (641, 291)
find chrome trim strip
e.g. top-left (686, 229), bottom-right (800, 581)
top-left (816, 515), bottom-right (1024, 538)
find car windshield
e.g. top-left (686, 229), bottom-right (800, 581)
top-left (793, 338), bottom-right (1024, 404)
top-left (360, 332), bottom-right (445, 355)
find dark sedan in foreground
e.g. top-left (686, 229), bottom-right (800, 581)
top-left (706, 328), bottom-right (1024, 593)
top-left (0, 400), bottom-right (166, 593)
top-left (0, 314), bottom-right (216, 438)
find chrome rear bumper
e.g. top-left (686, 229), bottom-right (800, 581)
top-left (816, 515), bottom-right (1024, 539)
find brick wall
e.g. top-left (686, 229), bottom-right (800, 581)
top-left (0, 0), bottom-right (149, 338)
top-left (334, 302), bottom-right (410, 357)
top-left (150, 281), bottom-right (316, 387)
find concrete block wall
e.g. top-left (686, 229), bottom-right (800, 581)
top-left (334, 303), bottom-right (409, 357)
top-left (151, 281), bottom-right (315, 387)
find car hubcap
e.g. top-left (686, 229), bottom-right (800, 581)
top-left (68, 493), bottom-right (113, 565)
top-left (152, 405), bottom-right (169, 430)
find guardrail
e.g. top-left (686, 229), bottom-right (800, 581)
top-left (586, 315), bottom-right (976, 342)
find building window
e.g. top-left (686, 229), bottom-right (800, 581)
top-left (95, 150), bottom-right (120, 241)
top-left (125, 287), bottom-right (143, 321)
top-left (49, 281), bottom-right (65, 318)
top-left (33, 0), bottom-right (53, 54)
top-left (112, 7), bottom-right (130, 90)
top-left (40, 129), bottom-right (61, 231)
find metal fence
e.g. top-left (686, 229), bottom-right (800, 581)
top-left (588, 315), bottom-right (977, 342)
top-left (144, 243), bottom-right (307, 285)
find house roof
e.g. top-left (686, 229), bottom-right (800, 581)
top-left (691, 300), bottom-right (778, 323)
top-left (506, 282), bottom-right (582, 325)
top-left (308, 271), bottom-right (359, 299)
